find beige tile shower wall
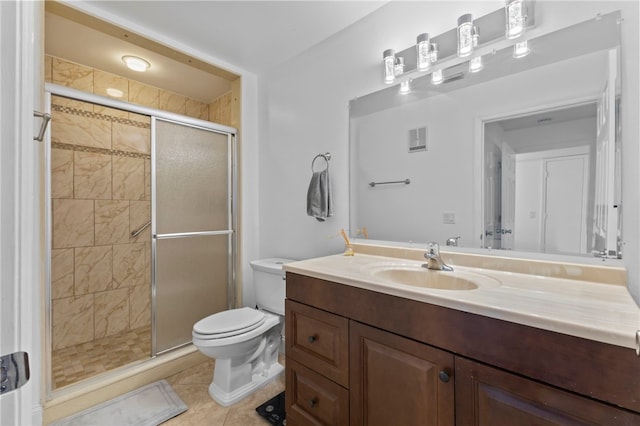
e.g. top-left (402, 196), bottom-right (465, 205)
top-left (50, 96), bottom-right (152, 350)
top-left (45, 55), bottom-right (219, 350)
top-left (209, 92), bottom-right (233, 126)
top-left (44, 55), bottom-right (210, 121)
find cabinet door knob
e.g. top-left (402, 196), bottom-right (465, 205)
top-left (439, 370), bottom-right (450, 383)
top-left (309, 397), bottom-right (318, 408)
top-left (307, 334), bottom-right (317, 344)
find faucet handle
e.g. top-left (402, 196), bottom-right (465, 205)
top-left (426, 241), bottom-right (440, 255)
top-left (446, 236), bottom-right (461, 246)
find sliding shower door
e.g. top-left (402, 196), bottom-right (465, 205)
top-left (153, 118), bottom-right (235, 354)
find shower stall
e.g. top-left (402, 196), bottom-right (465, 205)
top-left (44, 84), bottom-right (236, 393)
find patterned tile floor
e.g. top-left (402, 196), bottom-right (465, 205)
top-left (51, 326), bottom-right (151, 389)
top-left (164, 355), bottom-right (286, 426)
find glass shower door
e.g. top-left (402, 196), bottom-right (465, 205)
top-left (153, 118), bottom-right (234, 354)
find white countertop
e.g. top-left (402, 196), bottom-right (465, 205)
top-left (284, 253), bottom-right (640, 350)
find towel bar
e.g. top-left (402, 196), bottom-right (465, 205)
top-left (311, 152), bottom-right (331, 171)
top-left (369, 179), bottom-right (410, 187)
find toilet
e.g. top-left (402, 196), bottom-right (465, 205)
top-left (192, 258), bottom-right (294, 406)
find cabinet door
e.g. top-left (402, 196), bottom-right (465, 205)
top-left (455, 356), bottom-right (640, 425)
top-left (350, 321), bottom-right (454, 426)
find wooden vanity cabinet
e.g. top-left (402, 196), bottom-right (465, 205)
top-left (285, 272), bottom-right (640, 425)
top-left (455, 357), bottom-right (640, 425)
top-left (350, 321), bottom-right (454, 426)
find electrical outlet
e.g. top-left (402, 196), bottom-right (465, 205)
top-left (443, 211), bottom-right (456, 224)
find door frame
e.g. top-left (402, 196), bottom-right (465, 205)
top-left (475, 95), bottom-right (599, 250)
top-left (0, 1), bottom-right (43, 424)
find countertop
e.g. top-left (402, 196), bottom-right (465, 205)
top-left (284, 252), bottom-right (640, 350)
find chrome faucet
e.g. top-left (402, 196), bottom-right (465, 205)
top-left (446, 236), bottom-right (460, 247)
top-left (422, 242), bottom-right (453, 271)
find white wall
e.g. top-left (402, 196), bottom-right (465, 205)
top-left (260, 1), bottom-right (640, 304)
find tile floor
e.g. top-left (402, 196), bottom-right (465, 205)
top-left (164, 355), bottom-right (286, 426)
top-left (51, 325), bottom-right (151, 389)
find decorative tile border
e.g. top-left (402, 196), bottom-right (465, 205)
top-left (52, 103), bottom-right (150, 129)
top-left (51, 142), bottom-right (151, 160)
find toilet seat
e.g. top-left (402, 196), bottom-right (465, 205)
top-left (193, 307), bottom-right (266, 339)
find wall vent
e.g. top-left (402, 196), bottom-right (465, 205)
top-left (408, 126), bottom-right (427, 152)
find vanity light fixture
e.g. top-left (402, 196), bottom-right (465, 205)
top-left (431, 69), bottom-right (444, 85)
top-left (416, 33), bottom-right (432, 72)
top-left (430, 42), bottom-right (439, 63)
top-left (394, 56), bottom-right (405, 77)
top-left (400, 80), bottom-right (410, 94)
top-left (505, 0), bottom-right (527, 39)
top-left (513, 40), bottom-right (531, 58)
top-left (383, 49), bottom-right (396, 84)
top-left (469, 56), bottom-right (484, 73)
top-left (457, 14), bottom-right (478, 58)
top-left (122, 55), bottom-right (151, 72)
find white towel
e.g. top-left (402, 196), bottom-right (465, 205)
top-left (306, 168), bottom-right (332, 221)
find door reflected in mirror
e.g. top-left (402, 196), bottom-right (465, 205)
top-left (484, 102), bottom-right (598, 254)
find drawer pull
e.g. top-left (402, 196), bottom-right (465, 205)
top-left (439, 369), bottom-right (450, 383)
top-left (309, 397), bottom-right (318, 408)
top-left (308, 334), bottom-right (318, 344)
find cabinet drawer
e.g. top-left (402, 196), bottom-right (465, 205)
top-left (286, 358), bottom-right (349, 426)
top-left (286, 299), bottom-right (349, 387)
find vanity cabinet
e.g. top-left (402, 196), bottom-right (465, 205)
top-left (455, 357), bottom-right (640, 425)
top-left (350, 321), bottom-right (454, 426)
top-left (285, 272), bottom-right (640, 425)
top-left (286, 300), bottom-right (349, 425)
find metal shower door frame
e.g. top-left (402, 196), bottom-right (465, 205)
top-left (150, 116), bottom-right (237, 355)
top-left (43, 83), bottom-right (237, 397)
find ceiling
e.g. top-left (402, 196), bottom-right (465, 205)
top-left (45, 1), bottom-right (388, 103)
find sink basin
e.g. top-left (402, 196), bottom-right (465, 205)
top-left (368, 264), bottom-right (500, 291)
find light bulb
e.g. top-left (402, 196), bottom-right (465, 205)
top-left (469, 56), bottom-right (484, 73)
top-left (431, 69), bottom-right (443, 85)
top-left (513, 40), bottom-right (530, 58)
top-left (430, 42), bottom-right (439, 63)
top-left (505, 0), bottom-right (526, 39)
top-left (457, 14), bottom-right (474, 57)
top-left (122, 55), bottom-right (150, 72)
top-left (383, 49), bottom-right (396, 84)
top-left (416, 33), bottom-right (431, 72)
top-left (400, 80), bottom-right (410, 95)
top-left (394, 57), bottom-right (405, 77)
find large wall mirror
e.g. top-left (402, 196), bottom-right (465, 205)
top-left (349, 11), bottom-right (621, 259)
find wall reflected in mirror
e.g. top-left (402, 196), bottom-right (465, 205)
top-left (349, 11), bottom-right (621, 258)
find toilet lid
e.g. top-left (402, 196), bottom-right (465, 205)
top-left (193, 307), bottom-right (265, 336)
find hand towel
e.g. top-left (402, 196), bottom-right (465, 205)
top-left (306, 168), bottom-right (332, 221)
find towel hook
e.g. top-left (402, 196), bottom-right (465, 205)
top-left (311, 152), bottom-right (331, 172)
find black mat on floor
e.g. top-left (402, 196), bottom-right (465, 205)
top-left (255, 391), bottom-right (286, 425)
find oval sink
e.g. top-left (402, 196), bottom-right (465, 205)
top-left (368, 264), bottom-right (500, 291)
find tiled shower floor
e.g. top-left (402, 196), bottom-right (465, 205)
top-left (51, 325), bottom-right (151, 389)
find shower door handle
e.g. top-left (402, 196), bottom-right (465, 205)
top-left (33, 110), bottom-right (51, 142)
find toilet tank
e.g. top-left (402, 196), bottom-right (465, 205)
top-left (250, 258), bottom-right (295, 316)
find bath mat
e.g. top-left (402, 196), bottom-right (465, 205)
top-left (50, 379), bottom-right (187, 426)
top-left (256, 391), bottom-right (286, 425)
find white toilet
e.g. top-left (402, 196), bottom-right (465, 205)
top-left (192, 258), bottom-right (293, 406)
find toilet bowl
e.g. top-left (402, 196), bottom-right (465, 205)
top-left (192, 258), bottom-right (294, 406)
